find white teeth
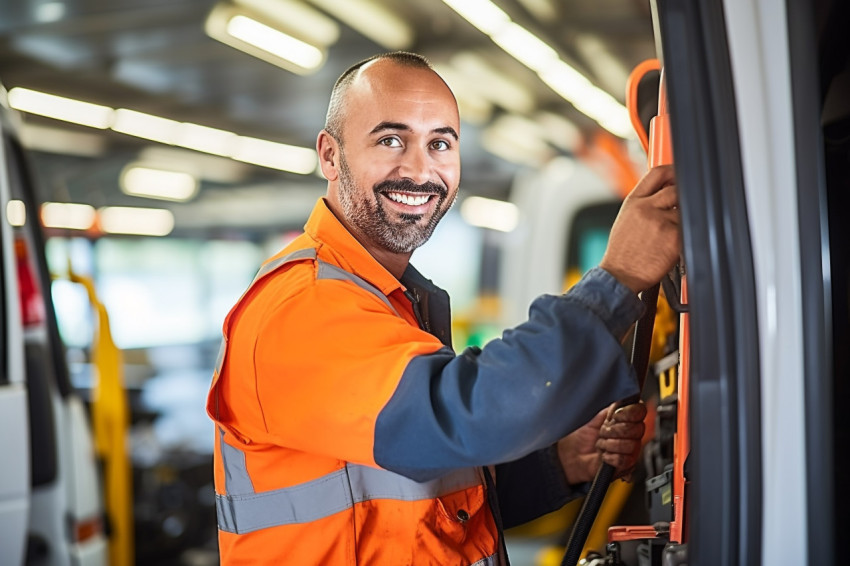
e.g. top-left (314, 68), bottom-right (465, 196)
top-left (387, 192), bottom-right (430, 206)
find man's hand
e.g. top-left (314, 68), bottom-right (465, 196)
top-left (600, 165), bottom-right (681, 293)
top-left (557, 402), bottom-right (647, 485)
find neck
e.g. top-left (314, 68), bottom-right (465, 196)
top-left (368, 248), bottom-right (411, 280)
top-left (323, 197), bottom-right (411, 279)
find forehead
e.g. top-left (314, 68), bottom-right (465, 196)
top-left (342, 61), bottom-right (460, 136)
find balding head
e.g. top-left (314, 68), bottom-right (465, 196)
top-left (324, 52), bottom-right (452, 143)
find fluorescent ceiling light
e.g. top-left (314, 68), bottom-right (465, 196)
top-left (440, 0), bottom-right (632, 139)
top-left (574, 33), bottom-right (629, 97)
top-left (35, 2), bottom-right (66, 23)
top-left (597, 111), bottom-right (633, 139)
top-left (491, 22), bottom-right (559, 72)
top-left (8, 87), bottom-right (113, 129)
top-left (449, 52), bottom-right (534, 113)
top-left (481, 114), bottom-right (554, 167)
top-left (535, 111), bottom-right (581, 152)
top-left (227, 15), bottom-right (324, 70)
top-left (112, 109), bottom-right (180, 145)
top-left (138, 147), bottom-right (249, 184)
top-left (98, 206), bottom-right (175, 237)
top-left (537, 61), bottom-right (596, 101)
top-left (205, 4), bottom-right (327, 75)
top-left (19, 123), bottom-right (106, 156)
top-left (440, 0), bottom-right (511, 35)
top-left (175, 123), bottom-right (237, 157)
top-left (235, 0), bottom-right (340, 46)
top-left (9, 87), bottom-right (318, 174)
top-left (516, 0), bottom-right (557, 22)
top-left (6, 200), bottom-right (26, 227)
top-left (460, 196), bottom-right (519, 232)
top-left (233, 136), bottom-right (318, 174)
top-left (431, 64), bottom-right (492, 125)
top-left (41, 202), bottom-right (96, 230)
top-left (120, 165), bottom-right (199, 202)
top-left (306, 0), bottom-right (414, 49)
top-left (539, 61), bottom-right (631, 138)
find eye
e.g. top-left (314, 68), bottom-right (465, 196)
top-left (379, 137), bottom-right (402, 147)
top-left (430, 139), bottom-right (451, 151)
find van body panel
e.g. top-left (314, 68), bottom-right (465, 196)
top-left (0, 384), bottom-right (30, 566)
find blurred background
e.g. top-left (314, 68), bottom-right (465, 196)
top-left (0, 1), bottom-right (658, 564)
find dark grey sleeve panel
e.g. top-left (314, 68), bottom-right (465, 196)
top-left (373, 283), bottom-right (641, 482)
top-left (494, 445), bottom-right (589, 529)
top-left (566, 267), bottom-right (645, 340)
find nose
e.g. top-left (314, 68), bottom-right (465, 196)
top-left (397, 147), bottom-right (431, 186)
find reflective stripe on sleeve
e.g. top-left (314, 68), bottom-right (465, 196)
top-left (255, 247), bottom-right (317, 282)
top-left (213, 248), bottom-right (319, 379)
top-left (217, 431), bottom-right (483, 534)
top-left (316, 261), bottom-right (401, 316)
top-left (471, 554), bottom-right (499, 566)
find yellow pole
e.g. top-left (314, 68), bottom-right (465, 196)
top-left (70, 271), bottom-right (134, 566)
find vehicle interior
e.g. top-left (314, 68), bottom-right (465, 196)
top-left (0, 1), bottom-right (847, 565)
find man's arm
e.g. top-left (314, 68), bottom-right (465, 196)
top-left (252, 167), bottom-right (678, 482)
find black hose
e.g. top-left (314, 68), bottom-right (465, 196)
top-left (560, 283), bottom-right (660, 566)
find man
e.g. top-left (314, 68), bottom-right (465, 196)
top-left (207, 52), bottom-right (680, 565)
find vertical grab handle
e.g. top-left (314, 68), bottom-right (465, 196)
top-left (560, 59), bottom-right (672, 566)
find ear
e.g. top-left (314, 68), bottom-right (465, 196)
top-left (317, 130), bottom-right (340, 181)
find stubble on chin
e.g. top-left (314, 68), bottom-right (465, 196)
top-left (337, 153), bottom-right (454, 254)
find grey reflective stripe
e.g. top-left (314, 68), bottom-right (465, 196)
top-left (217, 459), bottom-right (482, 534)
top-left (471, 554), bottom-right (499, 566)
top-left (254, 248), bottom-right (317, 282)
top-left (218, 467), bottom-right (353, 533)
top-left (317, 260), bottom-right (400, 316)
top-left (218, 428), bottom-right (254, 495)
top-left (212, 248), bottom-right (318, 409)
top-left (213, 338), bottom-right (226, 376)
top-left (347, 463), bottom-right (481, 504)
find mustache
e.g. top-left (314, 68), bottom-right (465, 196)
top-left (374, 178), bottom-right (447, 198)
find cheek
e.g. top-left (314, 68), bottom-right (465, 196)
top-left (439, 162), bottom-right (461, 193)
top-left (352, 158), bottom-right (395, 188)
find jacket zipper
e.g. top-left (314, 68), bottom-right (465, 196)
top-left (403, 289), bottom-right (429, 332)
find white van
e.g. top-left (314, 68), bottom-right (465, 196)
top-left (0, 84), bottom-right (109, 565)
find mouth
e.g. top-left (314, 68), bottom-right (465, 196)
top-left (384, 191), bottom-right (435, 207)
top-left (374, 179), bottom-right (447, 217)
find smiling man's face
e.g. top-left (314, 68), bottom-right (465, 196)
top-left (323, 59), bottom-right (461, 264)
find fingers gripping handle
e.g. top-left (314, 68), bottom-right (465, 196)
top-left (560, 284), bottom-right (660, 566)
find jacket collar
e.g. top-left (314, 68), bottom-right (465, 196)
top-left (304, 198), bottom-right (453, 348)
top-left (304, 198), bottom-right (405, 297)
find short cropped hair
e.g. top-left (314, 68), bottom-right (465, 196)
top-left (323, 51), bottom-right (434, 143)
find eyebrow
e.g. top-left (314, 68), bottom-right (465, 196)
top-left (369, 121), bottom-right (459, 141)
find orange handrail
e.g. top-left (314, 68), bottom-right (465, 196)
top-left (626, 59), bottom-right (662, 153)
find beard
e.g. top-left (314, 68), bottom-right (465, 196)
top-left (337, 149), bottom-right (456, 254)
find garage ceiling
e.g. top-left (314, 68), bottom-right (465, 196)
top-left (0, 0), bottom-right (655, 234)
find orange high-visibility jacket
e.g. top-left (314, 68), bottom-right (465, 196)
top-left (207, 198), bottom-right (642, 565)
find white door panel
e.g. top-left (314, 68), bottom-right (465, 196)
top-left (0, 384), bottom-right (30, 566)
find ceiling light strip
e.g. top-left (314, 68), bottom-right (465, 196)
top-left (41, 202), bottom-right (97, 230)
top-left (226, 15), bottom-right (324, 70)
top-left (99, 206), bottom-right (175, 236)
top-left (440, 0), bottom-right (631, 138)
top-left (7, 87), bottom-right (318, 174)
top-left (460, 196), bottom-right (519, 232)
top-left (7, 88), bottom-right (113, 129)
